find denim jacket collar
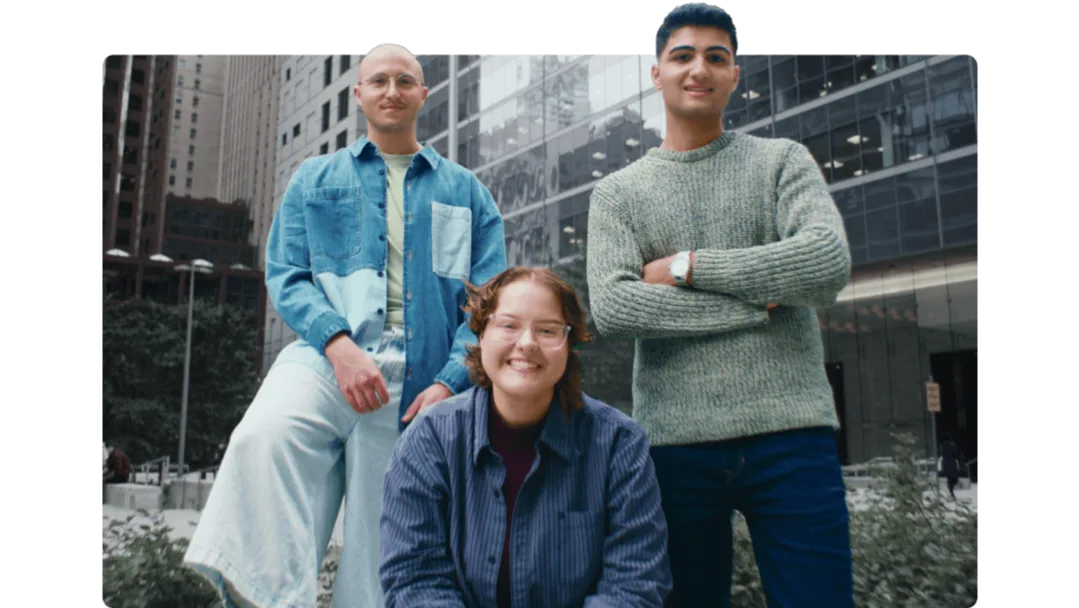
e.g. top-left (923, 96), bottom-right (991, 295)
top-left (349, 135), bottom-right (441, 170)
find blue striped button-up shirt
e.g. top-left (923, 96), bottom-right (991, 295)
top-left (380, 386), bottom-right (671, 607)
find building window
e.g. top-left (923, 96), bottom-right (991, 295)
top-left (321, 101), bottom-right (331, 133)
top-left (185, 177), bottom-right (193, 188)
top-left (191, 112), bottom-right (198, 124)
top-left (174, 109), bottom-right (181, 120)
top-left (178, 75), bottom-right (184, 86)
top-left (179, 59), bottom-right (186, 69)
top-left (336, 130), bottom-right (348, 150)
top-left (285, 67), bottom-right (291, 81)
top-left (125, 120), bottom-right (140, 138)
top-left (187, 160), bottom-right (194, 172)
top-left (170, 158), bottom-right (177, 169)
top-left (293, 123), bottom-right (301, 138)
top-left (175, 93), bottom-right (183, 104)
top-left (324, 56), bottom-right (333, 87)
top-left (188, 144), bottom-right (195, 155)
top-left (340, 55), bottom-right (351, 74)
top-left (116, 229), bottom-right (131, 247)
top-left (319, 142), bottom-right (329, 155)
top-left (104, 107), bottom-right (117, 124)
top-left (196, 63), bottom-right (202, 74)
top-left (190, 128), bottom-right (197, 139)
top-left (282, 133), bottom-right (288, 147)
top-left (127, 94), bottom-right (142, 111)
top-left (131, 69), bottom-right (145, 85)
top-left (194, 79), bottom-right (201, 90)
top-left (103, 163), bottom-right (112, 180)
top-left (338, 87), bottom-right (350, 121)
top-left (193, 96), bottom-right (199, 107)
top-left (118, 200), bottom-right (133, 219)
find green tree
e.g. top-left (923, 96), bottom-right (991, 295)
top-left (103, 300), bottom-right (260, 468)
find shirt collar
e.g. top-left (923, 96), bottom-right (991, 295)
top-left (349, 135), bottom-right (441, 170)
top-left (472, 387), bottom-right (577, 466)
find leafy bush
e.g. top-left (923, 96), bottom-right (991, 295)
top-left (107, 432), bottom-right (975, 607)
top-left (730, 433), bottom-right (977, 607)
top-left (103, 511), bottom-right (220, 608)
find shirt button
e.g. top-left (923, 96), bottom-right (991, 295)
top-left (377, 308), bottom-right (384, 315)
top-left (379, 203), bottom-right (385, 209)
top-left (377, 271), bottom-right (384, 277)
top-left (366, 347), bottom-right (374, 353)
top-left (379, 234), bottom-right (386, 241)
top-left (493, 489), bottom-right (499, 498)
top-left (487, 556), bottom-right (496, 565)
top-left (378, 169), bottom-right (385, 175)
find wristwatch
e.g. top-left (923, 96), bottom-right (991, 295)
top-left (669, 251), bottom-right (692, 287)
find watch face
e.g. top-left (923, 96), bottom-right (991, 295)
top-left (670, 258), bottom-right (689, 277)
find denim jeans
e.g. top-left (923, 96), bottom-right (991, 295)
top-left (184, 327), bottom-right (406, 608)
top-left (650, 426), bottom-right (853, 608)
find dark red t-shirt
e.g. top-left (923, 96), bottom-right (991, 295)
top-left (488, 403), bottom-right (545, 608)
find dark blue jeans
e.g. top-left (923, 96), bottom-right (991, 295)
top-left (650, 426), bottom-right (853, 608)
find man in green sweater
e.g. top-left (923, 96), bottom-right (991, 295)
top-left (586, 4), bottom-right (854, 606)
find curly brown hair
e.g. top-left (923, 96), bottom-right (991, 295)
top-left (463, 267), bottom-right (593, 417)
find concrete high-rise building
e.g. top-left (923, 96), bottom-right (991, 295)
top-left (166, 55), bottom-right (227, 200)
top-left (103, 55), bottom-right (176, 257)
top-left (218, 56), bottom-right (284, 270)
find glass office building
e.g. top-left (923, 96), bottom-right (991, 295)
top-left (269, 54), bottom-right (977, 464)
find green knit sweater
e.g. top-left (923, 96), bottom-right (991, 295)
top-left (586, 132), bottom-right (852, 447)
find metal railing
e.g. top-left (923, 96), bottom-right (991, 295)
top-left (842, 456), bottom-right (976, 480)
top-left (130, 456), bottom-right (170, 486)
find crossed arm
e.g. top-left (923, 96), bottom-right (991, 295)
top-left (586, 141), bottom-right (851, 341)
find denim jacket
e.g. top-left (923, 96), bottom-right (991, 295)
top-left (265, 137), bottom-right (507, 427)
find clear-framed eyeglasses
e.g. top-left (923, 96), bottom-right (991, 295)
top-left (363, 72), bottom-right (421, 92)
top-left (487, 314), bottom-right (571, 349)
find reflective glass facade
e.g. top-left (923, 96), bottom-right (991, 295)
top-left (277, 54), bottom-right (978, 464)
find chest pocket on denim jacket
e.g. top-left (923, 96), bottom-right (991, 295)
top-left (305, 187), bottom-right (362, 260)
top-left (431, 201), bottom-right (472, 281)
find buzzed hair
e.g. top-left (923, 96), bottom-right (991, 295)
top-left (358, 43), bottom-right (425, 83)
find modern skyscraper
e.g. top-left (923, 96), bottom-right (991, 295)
top-left (103, 55), bottom-right (176, 257)
top-left (218, 56), bottom-right (284, 270)
top-left (167, 55), bottom-right (227, 200)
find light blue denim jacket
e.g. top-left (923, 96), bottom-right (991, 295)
top-left (265, 137), bottom-right (507, 428)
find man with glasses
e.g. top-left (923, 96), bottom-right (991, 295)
top-left (184, 43), bottom-right (507, 608)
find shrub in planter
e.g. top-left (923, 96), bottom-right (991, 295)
top-left (729, 433), bottom-right (977, 607)
top-left (103, 512), bottom-right (220, 608)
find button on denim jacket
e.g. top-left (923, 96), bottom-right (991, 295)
top-left (265, 137), bottom-right (507, 427)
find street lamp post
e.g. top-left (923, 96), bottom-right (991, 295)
top-left (174, 258), bottom-right (213, 503)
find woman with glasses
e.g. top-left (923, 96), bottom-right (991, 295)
top-left (378, 266), bottom-right (671, 608)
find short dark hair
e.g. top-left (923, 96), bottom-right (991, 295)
top-left (656, 3), bottom-right (738, 57)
